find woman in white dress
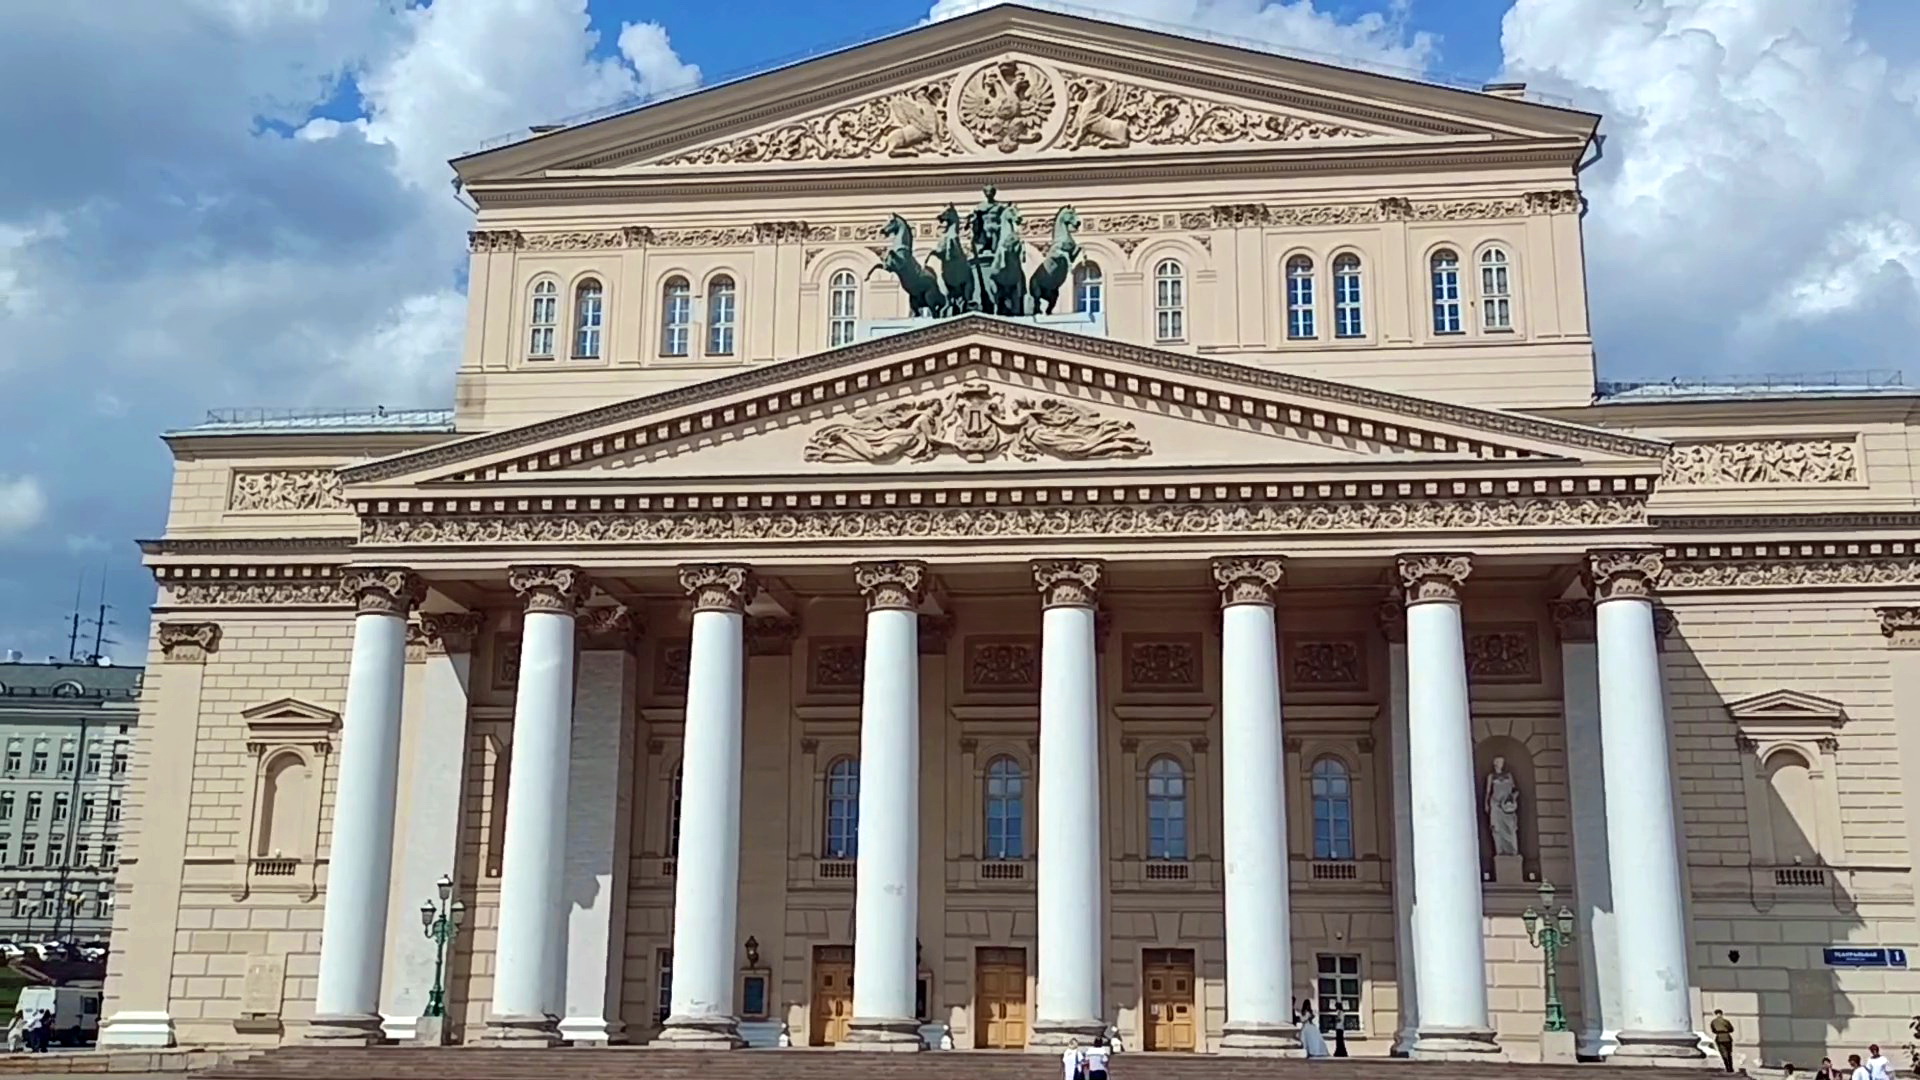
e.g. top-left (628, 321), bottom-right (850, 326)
top-left (1297, 999), bottom-right (1330, 1058)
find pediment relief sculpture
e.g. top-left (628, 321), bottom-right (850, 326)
top-left (1058, 70), bottom-right (1365, 150)
top-left (803, 380), bottom-right (1150, 465)
top-left (659, 77), bottom-right (957, 166)
top-left (1661, 438), bottom-right (1859, 488)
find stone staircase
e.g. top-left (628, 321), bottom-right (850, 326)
top-left (199, 1047), bottom-right (1617, 1080)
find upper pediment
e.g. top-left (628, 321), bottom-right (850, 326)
top-left (454, 5), bottom-right (1597, 185)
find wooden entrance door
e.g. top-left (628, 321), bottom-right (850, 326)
top-left (1142, 948), bottom-right (1196, 1052)
top-left (975, 947), bottom-right (1029, 1049)
top-left (810, 945), bottom-right (854, 1046)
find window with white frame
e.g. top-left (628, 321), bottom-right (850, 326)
top-left (983, 755), bottom-right (1026, 860)
top-left (1430, 249), bottom-right (1463, 334)
top-left (666, 763), bottom-right (683, 859)
top-left (661, 276), bottom-right (692, 357)
top-left (527, 278), bottom-right (558, 358)
top-left (823, 757), bottom-right (859, 859)
top-left (1333, 254), bottom-right (1364, 338)
top-left (1145, 756), bottom-right (1189, 860)
top-left (1311, 756), bottom-right (1355, 861)
top-left (52, 794), bottom-right (67, 823)
top-left (828, 270), bottom-right (859, 347)
top-left (1154, 259), bottom-right (1185, 342)
top-left (1286, 255), bottom-right (1316, 339)
top-left (572, 278), bottom-right (604, 359)
top-left (24, 794), bottom-right (39, 823)
top-left (1479, 246), bottom-right (1512, 331)
top-left (1073, 261), bottom-right (1104, 316)
top-left (1315, 953), bottom-right (1363, 1033)
top-left (655, 950), bottom-right (673, 1024)
top-left (706, 275), bottom-right (737, 356)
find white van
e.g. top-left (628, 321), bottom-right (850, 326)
top-left (14, 986), bottom-right (101, 1046)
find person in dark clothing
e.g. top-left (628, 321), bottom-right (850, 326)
top-left (1709, 1009), bottom-right (1735, 1072)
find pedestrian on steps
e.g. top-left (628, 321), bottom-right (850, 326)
top-left (1060, 1038), bottom-right (1086, 1080)
top-left (1084, 1036), bottom-right (1111, 1080)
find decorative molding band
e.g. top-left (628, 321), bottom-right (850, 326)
top-left (1033, 559), bottom-right (1103, 609)
top-left (1660, 438), bottom-right (1859, 489)
top-left (1877, 607), bottom-right (1920, 650)
top-left (507, 565), bottom-right (589, 615)
top-left (1659, 541), bottom-right (1920, 592)
top-left (360, 492), bottom-right (1647, 547)
top-left (854, 561), bottom-right (929, 612)
top-left (343, 568), bottom-right (425, 617)
top-left (227, 468), bottom-right (348, 512)
top-left (339, 318), bottom-right (1665, 485)
top-left (418, 612), bottom-right (485, 655)
top-left (681, 564), bottom-right (758, 614)
top-left (140, 536), bottom-right (358, 557)
top-left (1211, 556), bottom-right (1284, 608)
top-left (1588, 549), bottom-right (1663, 602)
top-left (156, 622), bottom-right (221, 664)
top-left (154, 565), bottom-right (353, 609)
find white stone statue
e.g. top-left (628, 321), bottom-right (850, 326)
top-left (1484, 755), bottom-right (1521, 857)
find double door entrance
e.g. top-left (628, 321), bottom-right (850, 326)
top-left (1142, 948), bottom-right (1197, 1052)
top-left (975, 947), bottom-right (1029, 1049)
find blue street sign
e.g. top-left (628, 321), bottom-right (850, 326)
top-left (1825, 947), bottom-right (1909, 968)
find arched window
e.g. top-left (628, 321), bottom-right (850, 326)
top-left (666, 763), bottom-right (684, 859)
top-left (824, 757), bottom-right (860, 859)
top-left (1333, 254), bottom-right (1364, 338)
top-left (706, 275), bottom-right (737, 356)
top-left (1311, 756), bottom-right (1355, 861)
top-left (1073, 262), bottom-right (1104, 316)
top-left (1154, 259), bottom-right (1185, 342)
top-left (570, 278), bottom-right (604, 359)
top-left (828, 270), bottom-right (858, 347)
top-left (1430, 249), bottom-right (1462, 334)
top-left (1479, 247), bottom-right (1513, 331)
top-left (1146, 756), bottom-right (1188, 860)
top-left (1286, 255), bottom-right (1317, 340)
top-left (1764, 749), bottom-right (1818, 864)
top-left (983, 755), bottom-right (1026, 860)
top-left (527, 279), bottom-right (558, 358)
top-left (660, 276), bottom-right (692, 357)
top-left (255, 751), bottom-right (310, 859)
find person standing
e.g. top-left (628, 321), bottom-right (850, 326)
top-left (1084, 1036), bottom-right (1111, 1080)
top-left (1851, 1054), bottom-right (1872, 1080)
top-left (1297, 999), bottom-right (1329, 1058)
top-left (1709, 1009), bottom-right (1736, 1072)
top-left (1867, 1044), bottom-right (1895, 1080)
top-left (1059, 1038), bottom-right (1086, 1080)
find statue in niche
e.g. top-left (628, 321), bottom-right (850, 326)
top-left (1484, 755), bottom-right (1521, 858)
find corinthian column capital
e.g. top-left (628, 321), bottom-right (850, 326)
top-left (575, 604), bottom-right (641, 652)
top-left (854, 561), bottom-right (929, 612)
top-left (679, 563), bottom-right (758, 614)
top-left (1396, 554), bottom-right (1471, 605)
top-left (1031, 560), bottom-right (1103, 609)
top-left (1587, 549), bottom-right (1664, 602)
top-left (343, 567), bottom-right (425, 617)
top-left (508, 565), bottom-right (589, 615)
top-left (1210, 556), bottom-right (1285, 608)
top-left (417, 612), bottom-right (484, 655)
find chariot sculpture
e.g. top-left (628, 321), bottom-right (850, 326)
top-left (870, 186), bottom-right (1083, 319)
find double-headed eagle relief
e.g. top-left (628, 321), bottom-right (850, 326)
top-left (869, 186), bottom-right (1082, 318)
top-left (804, 380), bottom-right (1151, 465)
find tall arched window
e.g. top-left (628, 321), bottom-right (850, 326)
top-left (1154, 259), bottom-right (1185, 342)
top-left (1073, 262), bottom-right (1104, 316)
top-left (1333, 254), bottom-right (1364, 338)
top-left (1146, 756), bottom-right (1188, 860)
top-left (572, 278), bottom-right (604, 359)
top-left (824, 757), bottom-right (860, 859)
top-left (1286, 255), bottom-right (1317, 339)
top-left (1764, 749), bottom-right (1818, 864)
top-left (661, 276), bottom-right (692, 357)
top-left (527, 279), bottom-right (558, 358)
top-left (255, 751), bottom-right (310, 859)
top-left (828, 270), bottom-right (858, 347)
top-left (983, 755), bottom-right (1026, 860)
top-left (1430, 249), bottom-right (1462, 334)
top-left (706, 275), bottom-right (737, 356)
top-left (1479, 247), bottom-right (1513, 331)
top-left (1311, 756), bottom-right (1355, 861)
top-left (666, 763), bottom-right (684, 859)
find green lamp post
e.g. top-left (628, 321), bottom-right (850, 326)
top-left (1521, 880), bottom-right (1576, 1034)
top-left (419, 874), bottom-right (465, 1019)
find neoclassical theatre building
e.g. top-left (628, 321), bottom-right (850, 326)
top-left (106, 5), bottom-right (1920, 1067)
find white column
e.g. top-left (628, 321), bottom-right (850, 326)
top-left (559, 606), bottom-right (639, 1044)
top-left (658, 564), bottom-right (756, 1049)
top-left (1213, 558), bottom-right (1299, 1055)
top-left (1031, 560), bottom-right (1105, 1047)
top-left (847, 562), bottom-right (927, 1049)
top-left (487, 566), bottom-right (587, 1045)
top-left (380, 612), bottom-right (480, 1044)
top-left (1380, 599), bottom-right (1418, 1056)
top-left (311, 569), bottom-right (423, 1044)
top-left (1551, 598), bottom-right (1622, 1059)
top-left (1396, 555), bottom-right (1499, 1058)
top-left (1590, 551), bottom-right (1702, 1061)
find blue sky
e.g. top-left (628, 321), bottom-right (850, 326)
top-left (1, 0), bottom-right (1917, 665)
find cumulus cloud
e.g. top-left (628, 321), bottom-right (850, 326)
top-left (0, 478), bottom-right (47, 538)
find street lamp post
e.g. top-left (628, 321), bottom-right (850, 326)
top-left (418, 874), bottom-right (465, 1020)
top-left (1521, 880), bottom-right (1577, 1034)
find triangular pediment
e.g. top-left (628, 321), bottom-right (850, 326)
top-left (1725, 689), bottom-right (1847, 726)
top-left (341, 317), bottom-right (1664, 494)
top-left (454, 6), bottom-right (1596, 184)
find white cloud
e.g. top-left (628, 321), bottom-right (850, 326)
top-left (0, 477), bottom-right (47, 537)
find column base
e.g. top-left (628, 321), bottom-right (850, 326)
top-left (1218, 1022), bottom-right (1304, 1056)
top-left (1579, 1028), bottom-right (1621, 1061)
top-left (1390, 1025), bottom-right (1419, 1058)
top-left (1612, 1029), bottom-right (1710, 1065)
top-left (842, 1017), bottom-right (923, 1051)
top-left (302, 1013), bottom-right (389, 1045)
top-left (97, 1011), bottom-right (176, 1048)
top-left (1410, 1024), bottom-right (1504, 1060)
top-left (558, 1016), bottom-right (627, 1045)
top-left (478, 1013), bottom-right (561, 1047)
top-left (653, 1013), bottom-right (744, 1049)
top-left (1028, 1017), bottom-right (1107, 1050)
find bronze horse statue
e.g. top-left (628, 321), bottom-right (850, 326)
top-left (982, 204), bottom-right (1027, 316)
top-left (869, 213), bottom-right (946, 318)
top-left (1027, 206), bottom-right (1082, 315)
top-left (927, 204), bottom-right (978, 316)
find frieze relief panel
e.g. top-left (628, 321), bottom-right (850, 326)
top-left (809, 638), bottom-right (866, 694)
top-left (1660, 439), bottom-right (1860, 488)
top-left (1283, 633), bottom-right (1367, 691)
top-left (965, 635), bottom-right (1039, 693)
top-left (804, 380), bottom-right (1150, 464)
top-left (1464, 623), bottom-right (1539, 683)
top-left (1122, 633), bottom-right (1202, 693)
top-left (227, 469), bottom-right (347, 512)
top-left (653, 638), bottom-right (692, 696)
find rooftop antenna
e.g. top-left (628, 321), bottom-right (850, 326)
top-left (64, 573), bottom-right (86, 664)
top-left (83, 564), bottom-right (117, 664)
